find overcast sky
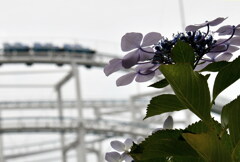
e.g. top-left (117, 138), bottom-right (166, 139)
top-left (0, 0), bottom-right (239, 161)
top-left (0, 0), bottom-right (238, 101)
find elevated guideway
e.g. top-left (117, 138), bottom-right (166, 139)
top-left (0, 99), bottom-right (146, 110)
top-left (0, 52), bottom-right (117, 67)
top-left (1, 117), bottom-right (154, 160)
top-left (0, 117), bottom-right (154, 136)
top-left (0, 41), bottom-right (225, 162)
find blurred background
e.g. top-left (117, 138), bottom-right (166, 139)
top-left (0, 0), bottom-right (239, 161)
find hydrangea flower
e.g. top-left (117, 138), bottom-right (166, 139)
top-left (105, 117), bottom-right (173, 162)
top-left (121, 32), bottom-right (162, 68)
top-left (116, 63), bottom-right (161, 86)
top-left (185, 17), bottom-right (227, 31)
top-left (152, 115), bottom-right (174, 133)
top-left (104, 17), bottom-right (240, 86)
top-left (105, 138), bottom-right (134, 162)
top-left (215, 24), bottom-right (240, 36)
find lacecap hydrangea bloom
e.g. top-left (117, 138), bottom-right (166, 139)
top-left (105, 116), bottom-right (173, 162)
top-left (104, 17), bottom-right (240, 86)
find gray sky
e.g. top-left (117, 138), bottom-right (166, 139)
top-left (0, 0), bottom-right (239, 101)
top-left (0, 0), bottom-right (239, 161)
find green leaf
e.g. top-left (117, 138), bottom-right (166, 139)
top-left (160, 63), bottom-right (211, 122)
top-left (183, 132), bottom-right (232, 162)
top-left (185, 120), bottom-right (209, 134)
top-left (144, 94), bottom-right (186, 119)
top-left (171, 40), bottom-right (195, 67)
top-left (213, 56), bottom-right (240, 101)
top-left (149, 78), bottom-right (169, 88)
top-left (185, 120), bottom-right (234, 152)
top-left (130, 130), bottom-right (199, 161)
top-left (185, 119), bottom-right (225, 134)
top-left (221, 96), bottom-right (240, 146)
top-left (232, 140), bottom-right (240, 162)
top-left (134, 158), bottom-right (168, 162)
top-left (204, 74), bottom-right (211, 80)
top-left (171, 156), bottom-right (204, 162)
top-left (200, 61), bottom-right (230, 72)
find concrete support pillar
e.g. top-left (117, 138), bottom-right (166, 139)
top-left (97, 142), bottom-right (103, 162)
top-left (0, 110), bottom-right (4, 162)
top-left (56, 88), bottom-right (67, 162)
top-left (130, 98), bottom-right (137, 122)
top-left (72, 62), bottom-right (86, 162)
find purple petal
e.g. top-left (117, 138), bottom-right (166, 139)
top-left (210, 44), bottom-right (228, 52)
top-left (215, 52), bottom-right (233, 61)
top-left (111, 140), bottom-right (125, 152)
top-left (230, 37), bottom-right (240, 46)
top-left (121, 32), bottom-right (143, 52)
top-left (136, 137), bottom-right (144, 144)
top-left (216, 38), bottom-right (228, 44)
top-left (137, 47), bottom-right (154, 61)
top-left (124, 138), bottom-right (133, 150)
top-left (234, 29), bottom-right (240, 36)
top-left (135, 63), bottom-right (156, 71)
top-left (215, 25), bottom-right (233, 35)
top-left (116, 72), bottom-right (136, 86)
top-left (122, 50), bottom-right (139, 68)
top-left (141, 32), bottom-right (162, 47)
top-left (185, 19), bottom-right (211, 31)
top-left (163, 116), bottom-right (173, 129)
top-left (208, 17), bottom-right (227, 26)
top-left (206, 52), bottom-right (221, 59)
top-left (121, 153), bottom-right (133, 162)
top-left (105, 152), bottom-right (121, 162)
top-left (227, 45), bottom-right (239, 53)
top-left (195, 61), bottom-right (211, 71)
top-left (135, 72), bottom-right (155, 82)
top-left (104, 59), bottom-right (123, 76)
top-left (185, 24), bottom-right (206, 32)
top-left (155, 69), bottom-right (162, 76)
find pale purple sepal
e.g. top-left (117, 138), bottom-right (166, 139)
top-left (104, 59), bottom-right (123, 76)
top-left (215, 52), bottom-right (233, 61)
top-left (122, 50), bottom-right (140, 68)
top-left (138, 47), bottom-right (155, 61)
top-left (105, 152), bottom-right (122, 162)
top-left (121, 153), bottom-right (134, 162)
top-left (155, 69), bottom-right (162, 75)
top-left (135, 63), bottom-right (156, 71)
top-left (208, 17), bottom-right (227, 26)
top-left (230, 37), bottom-right (240, 45)
top-left (121, 32), bottom-right (161, 68)
top-left (185, 17), bottom-right (226, 31)
top-left (135, 63), bottom-right (160, 82)
top-left (111, 140), bottom-right (125, 152)
top-left (210, 44), bottom-right (227, 52)
top-left (141, 32), bottom-right (163, 47)
top-left (185, 24), bottom-right (206, 32)
top-left (215, 25), bottom-right (233, 35)
top-left (227, 45), bottom-right (239, 53)
top-left (206, 52), bottom-right (221, 60)
top-left (124, 138), bottom-right (133, 150)
top-left (163, 116), bottom-right (174, 129)
top-left (121, 33), bottom-right (143, 52)
top-left (234, 25), bottom-right (240, 35)
top-left (135, 72), bottom-right (155, 82)
top-left (116, 72), bottom-right (136, 87)
top-left (194, 61), bottom-right (211, 71)
top-left (136, 137), bottom-right (144, 144)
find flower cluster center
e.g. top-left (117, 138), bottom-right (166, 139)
top-left (152, 31), bottom-right (216, 65)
